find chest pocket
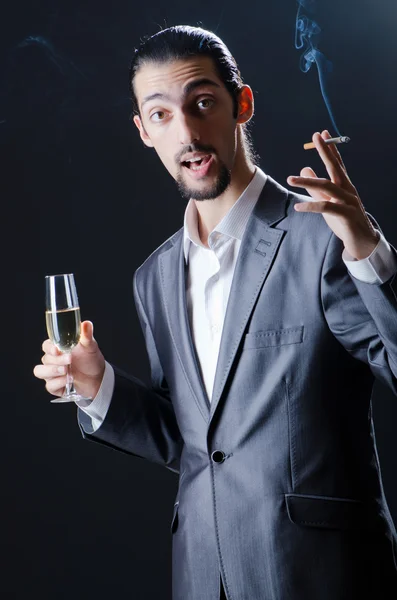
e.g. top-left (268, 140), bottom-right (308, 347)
top-left (243, 326), bottom-right (304, 350)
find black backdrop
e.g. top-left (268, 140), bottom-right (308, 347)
top-left (2, 1), bottom-right (397, 598)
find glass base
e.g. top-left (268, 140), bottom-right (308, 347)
top-left (50, 393), bottom-right (92, 403)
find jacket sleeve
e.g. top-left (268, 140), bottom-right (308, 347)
top-left (77, 269), bottom-right (183, 474)
top-left (321, 214), bottom-right (397, 395)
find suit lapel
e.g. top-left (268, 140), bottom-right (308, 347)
top-left (210, 177), bottom-right (289, 419)
top-left (159, 234), bottom-right (211, 422)
top-left (158, 177), bottom-right (289, 424)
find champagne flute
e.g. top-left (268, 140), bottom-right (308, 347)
top-left (45, 273), bottom-right (91, 403)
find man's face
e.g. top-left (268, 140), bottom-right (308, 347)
top-left (133, 56), bottom-right (241, 201)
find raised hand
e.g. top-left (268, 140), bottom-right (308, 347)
top-left (287, 130), bottom-right (379, 260)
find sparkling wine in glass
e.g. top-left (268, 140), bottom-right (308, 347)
top-left (45, 273), bottom-right (91, 403)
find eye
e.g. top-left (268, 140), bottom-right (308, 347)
top-left (150, 111), bottom-right (167, 122)
top-left (197, 98), bottom-right (214, 110)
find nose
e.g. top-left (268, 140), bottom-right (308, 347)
top-left (176, 110), bottom-right (200, 146)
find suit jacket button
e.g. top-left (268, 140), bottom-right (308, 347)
top-left (211, 450), bottom-right (226, 463)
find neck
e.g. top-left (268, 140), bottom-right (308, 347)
top-left (194, 133), bottom-right (256, 247)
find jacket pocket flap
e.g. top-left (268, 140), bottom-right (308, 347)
top-left (285, 493), bottom-right (384, 532)
top-left (244, 326), bottom-right (304, 350)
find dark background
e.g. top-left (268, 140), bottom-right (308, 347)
top-left (2, 1), bottom-right (397, 598)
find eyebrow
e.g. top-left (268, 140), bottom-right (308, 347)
top-left (140, 78), bottom-right (222, 110)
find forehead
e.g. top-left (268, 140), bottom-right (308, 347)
top-left (134, 56), bottom-right (225, 107)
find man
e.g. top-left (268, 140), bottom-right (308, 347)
top-left (34, 25), bottom-right (397, 600)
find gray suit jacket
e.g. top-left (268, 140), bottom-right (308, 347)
top-left (79, 177), bottom-right (397, 600)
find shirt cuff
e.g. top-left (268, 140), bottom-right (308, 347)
top-left (75, 361), bottom-right (115, 431)
top-left (342, 229), bottom-right (397, 284)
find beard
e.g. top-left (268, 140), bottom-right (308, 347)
top-left (175, 157), bottom-right (231, 201)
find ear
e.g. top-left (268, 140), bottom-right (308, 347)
top-left (236, 85), bottom-right (254, 125)
top-left (133, 115), bottom-right (154, 148)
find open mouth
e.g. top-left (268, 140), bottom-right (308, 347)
top-left (182, 155), bottom-right (212, 170)
top-left (181, 154), bottom-right (214, 179)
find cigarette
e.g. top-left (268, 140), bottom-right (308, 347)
top-left (304, 135), bottom-right (350, 150)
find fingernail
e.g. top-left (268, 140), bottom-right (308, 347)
top-left (57, 367), bottom-right (66, 374)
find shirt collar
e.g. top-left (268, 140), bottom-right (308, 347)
top-left (183, 167), bottom-right (267, 262)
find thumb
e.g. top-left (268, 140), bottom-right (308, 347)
top-left (79, 320), bottom-right (97, 349)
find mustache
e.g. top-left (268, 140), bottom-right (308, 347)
top-left (176, 143), bottom-right (216, 163)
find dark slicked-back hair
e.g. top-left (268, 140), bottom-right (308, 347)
top-left (129, 25), bottom-right (243, 118)
top-left (128, 25), bottom-right (259, 164)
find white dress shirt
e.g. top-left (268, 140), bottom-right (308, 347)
top-left (78, 168), bottom-right (397, 430)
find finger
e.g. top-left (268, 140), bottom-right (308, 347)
top-left (45, 376), bottom-right (67, 396)
top-left (299, 167), bottom-right (329, 201)
top-left (33, 364), bottom-right (68, 379)
top-left (294, 200), bottom-right (347, 216)
top-left (287, 167), bottom-right (319, 184)
top-left (300, 166), bottom-right (316, 178)
top-left (321, 130), bottom-right (349, 176)
top-left (313, 132), bottom-right (347, 186)
top-left (41, 353), bottom-right (71, 366)
top-left (42, 339), bottom-right (62, 356)
top-left (287, 176), bottom-right (354, 203)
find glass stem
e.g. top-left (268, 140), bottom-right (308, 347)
top-left (65, 361), bottom-right (77, 397)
